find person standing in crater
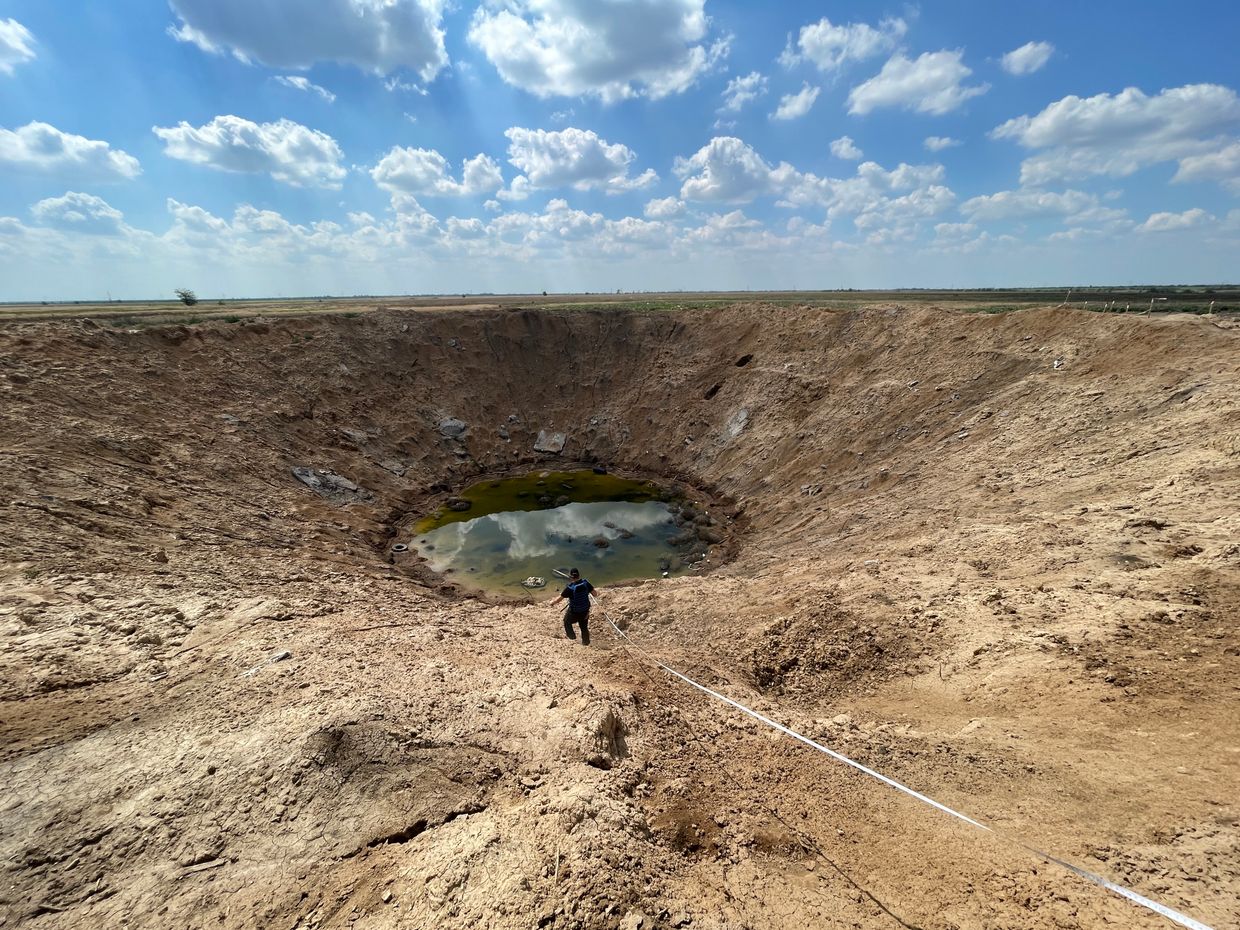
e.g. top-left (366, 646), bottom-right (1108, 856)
top-left (554, 568), bottom-right (594, 646)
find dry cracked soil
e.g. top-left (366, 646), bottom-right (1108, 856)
top-left (1, 303), bottom-right (1238, 930)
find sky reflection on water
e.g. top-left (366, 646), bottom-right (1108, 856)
top-left (414, 500), bottom-right (684, 594)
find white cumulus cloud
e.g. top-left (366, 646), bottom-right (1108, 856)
top-left (504, 127), bottom-right (657, 193)
top-left (674, 136), bottom-right (779, 203)
top-left (1172, 140), bottom-right (1240, 193)
top-left (674, 136), bottom-right (953, 242)
top-left (849, 50), bottom-right (988, 116)
top-left (960, 188), bottom-right (1096, 222)
top-left (371, 147), bottom-right (504, 197)
top-left (496, 175), bottom-right (534, 202)
top-left (31, 192), bottom-right (128, 235)
top-left (991, 83), bottom-right (1240, 186)
top-left (468, 0), bottom-right (726, 102)
top-left (934, 221), bottom-right (976, 239)
top-left (644, 196), bottom-right (684, 219)
top-left (781, 15), bottom-right (906, 73)
top-left (153, 115), bottom-right (347, 188)
top-left (924, 135), bottom-right (961, 152)
top-left (720, 72), bottom-right (767, 113)
top-left (275, 75), bottom-right (336, 102)
top-left (1000, 41), bottom-right (1054, 76)
top-left (168, 0), bottom-right (447, 81)
top-left (1, 122), bottom-right (142, 181)
top-left (830, 136), bottom-right (863, 160)
top-left (772, 83), bottom-right (820, 121)
top-left (1138, 208), bottom-right (1213, 233)
top-left (0, 18), bottom-right (36, 75)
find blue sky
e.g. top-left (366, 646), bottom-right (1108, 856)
top-left (1, 0), bottom-right (1238, 300)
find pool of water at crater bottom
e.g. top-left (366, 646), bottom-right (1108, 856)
top-left (412, 498), bottom-right (696, 595)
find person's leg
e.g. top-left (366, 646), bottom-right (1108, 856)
top-left (579, 613), bottom-right (590, 646)
top-left (563, 606), bottom-right (576, 640)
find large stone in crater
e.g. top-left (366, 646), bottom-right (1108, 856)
top-left (291, 467), bottom-right (370, 502)
top-left (439, 417), bottom-right (468, 439)
top-left (534, 429), bottom-right (567, 453)
top-left (724, 408), bottom-right (749, 440)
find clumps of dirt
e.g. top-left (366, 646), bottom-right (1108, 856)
top-left (1085, 820), bottom-right (1240, 924)
top-left (1040, 580), bottom-right (1234, 699)
top-left (651, 805), bottom-right (726, 858)
top-left (746, 598), bottom-right (919, 697)
top-left (582, 702), bottom-right (630, 770)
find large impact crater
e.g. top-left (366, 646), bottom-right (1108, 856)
top-left (1, 304), bottom-right (1238, 930)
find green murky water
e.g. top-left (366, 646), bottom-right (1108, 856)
top-left (406, 470), bottom-right (719, 595)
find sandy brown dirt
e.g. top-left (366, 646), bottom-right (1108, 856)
top-left (1, 304), bottom-right (1237, 930)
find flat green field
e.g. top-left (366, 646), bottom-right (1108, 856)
top-left (1, 286), bottom-right (1236, 326)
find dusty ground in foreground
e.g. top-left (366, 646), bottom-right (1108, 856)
top-left (1, 303), bottom-right (1237, 930)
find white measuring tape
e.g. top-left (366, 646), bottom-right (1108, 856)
top-left (592, 596), bottom-right (1214, 930)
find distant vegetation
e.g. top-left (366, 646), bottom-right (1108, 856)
top-left (2, 287), bottom-right (1236, 327)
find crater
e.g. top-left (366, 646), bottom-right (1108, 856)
top-left (3, 301), bottom-right (1237, 930)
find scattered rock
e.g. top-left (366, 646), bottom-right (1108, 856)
top-left (241, 650), bottom-right (292, 678)
top-left (681, 547), bottom-right (707, 565)
top-left (439, 417), bottom-right (468, 438)
top-left (534, 430), bottom-right (567, 453)
top-left (446, 498), bottom-right (472, 512)
top-left (668, 528), bottom-right (696, 547)
top-left (291, 467), bottom-right (368, 502)
top-left (724, 408), bottom-right (749, 439)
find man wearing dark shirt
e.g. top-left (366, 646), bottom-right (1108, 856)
top-left (555, 568), bottom-right (594, 646)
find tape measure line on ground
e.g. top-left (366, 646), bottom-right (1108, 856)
top-left (591, 597), bottom-right (1213, 930)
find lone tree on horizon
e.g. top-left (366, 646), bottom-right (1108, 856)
top-left (174, 288), bottom-right (198, 306)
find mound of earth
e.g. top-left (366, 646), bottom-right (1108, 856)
top-left (1, 304), bottom-right (1237, 929)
